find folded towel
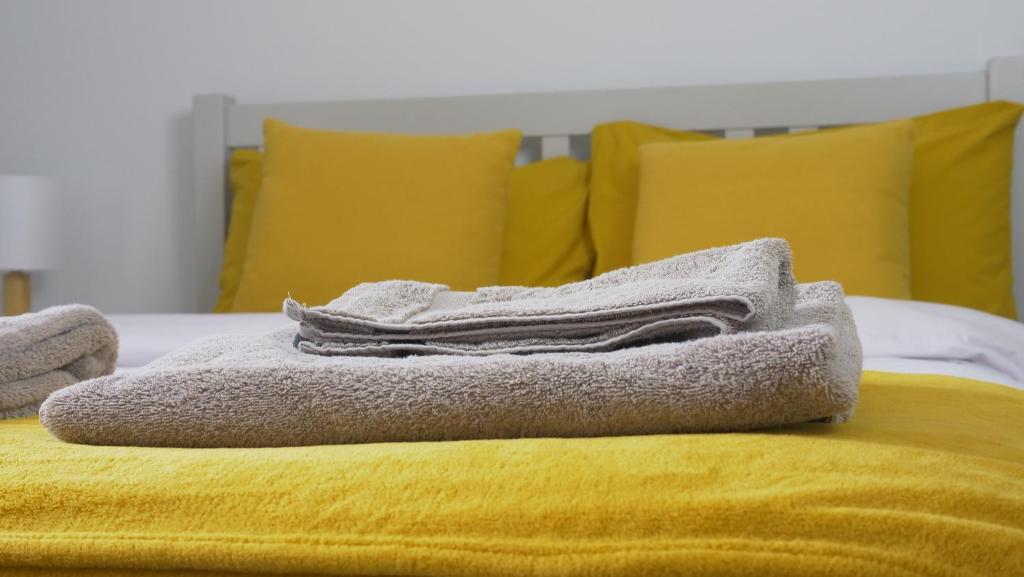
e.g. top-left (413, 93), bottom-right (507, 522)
top-left (1, 305), bottom-right (117, 419)
top-left (40, 282), bottom-right (860, 447)
top-left (287, 238), bottom-right (796, 356)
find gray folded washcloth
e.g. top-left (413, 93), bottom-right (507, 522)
top-left (287, 238), bottom-right (796, 356)
top-left (39, 281), bottom-right (860, 447)
top-left (1, 305), bottom-right (117, 419)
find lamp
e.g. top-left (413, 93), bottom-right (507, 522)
top-left (0, 175), bottom-right (60, 316)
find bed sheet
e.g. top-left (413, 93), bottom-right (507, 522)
top-left (108, 313), bottom-right (291, 368)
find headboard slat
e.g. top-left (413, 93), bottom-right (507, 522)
top-left (724, 128), bottom-right (755, 139)
top-left (988, 56), bottom-right (1024, 318)
top-left (192, 94), bottom-right (233, 311)
top-left (540, 135), bottom-right (571, 159)
top-left (223, 71), bottom-right (987, 148)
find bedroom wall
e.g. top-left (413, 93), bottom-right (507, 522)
top-left (1, 0), bottom-right (1023, 313)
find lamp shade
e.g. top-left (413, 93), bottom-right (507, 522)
top-left (0, 175), bottom-right (60, 271)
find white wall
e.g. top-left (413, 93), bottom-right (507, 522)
top-left (1, 0), bottom-right (1023, 313)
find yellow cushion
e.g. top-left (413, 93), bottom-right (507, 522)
top-left (634, 121), bottom-right (914, 298)
top-left (588, 121), bottom-right (715, 275)
top-left (910, 101), bottom-right (1022, 318)
top-left (3, 371), bottom-right (1023, 576)
top-left (590, 103), bottom-right (1024, 315)
top-left (499, 156), bottom-right (592, 286)
top-left (213, 149), bottom-right (263, 313)
top-left (216, 153), bottom-right (591, 311)
top-left (230, 119), bottom-right (521, 312)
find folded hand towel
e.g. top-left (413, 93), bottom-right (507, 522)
top-left (287, 238), bottom-right (796, 356)
top-left (39, 282), bottom-right (860, 447)
top-left (1, 305), bottom-right (117, 419)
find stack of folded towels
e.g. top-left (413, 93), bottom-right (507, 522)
top-left (41, 238), bottom-right (862, 448)
top-left (1, 305), bottom-right (117, 419)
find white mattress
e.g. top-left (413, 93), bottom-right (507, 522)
top-left (107, 298), bottom-right (1024, 390)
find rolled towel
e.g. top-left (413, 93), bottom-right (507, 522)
top-left (39, 282), bottom-right (860, 447)
top-left (0, 305), bottom-right (117, 419)
top-left (287, 238), bottom-right (796, 357)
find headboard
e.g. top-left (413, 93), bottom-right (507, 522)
top-left (192, 55), bottom-right (1024, 315)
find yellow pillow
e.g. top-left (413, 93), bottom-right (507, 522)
top-left (213, 149), bottom-right (263, 312)
top-left (500, 157), bottom-right (592, 287)
top-left (230, 119), bottom-right (521, 312)
top-left (634, 121), bottom-right (914, 298)
top-left (909, 101), bottom-right (1022, 318)
top-left (588, 121), bottom-right (715, 275)
top-left (592, 103), bottom-right (1024, 316)
top-left (215, 153), bottom-right (591, 311)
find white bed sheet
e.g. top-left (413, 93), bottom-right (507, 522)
top-left (109, 314), bottom-right (292, 368)
top-left (847, 296), bottom-right (1024, 389)
top-left (108, 299), bottom-right (1024, 389)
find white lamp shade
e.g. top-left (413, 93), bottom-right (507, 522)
top-left (0, 175), bottom-right (60, 270)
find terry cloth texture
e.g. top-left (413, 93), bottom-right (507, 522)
top-left (0, 305), bottom-right (117, 419)
top-left (286, 238), bottom-right (797, 356)
top-left (5, 372), bottom-right (1024, 577)
top-left (39, 281), bottom-right (861, 447)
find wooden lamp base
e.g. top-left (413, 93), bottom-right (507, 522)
top-left (3, 271), bottom-right (30, 316)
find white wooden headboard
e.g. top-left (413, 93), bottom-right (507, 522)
top-left (192, 56), bottom-right (1024, 315)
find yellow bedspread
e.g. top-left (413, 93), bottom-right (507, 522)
top-left (1, 371), bottom-right (1022, 576)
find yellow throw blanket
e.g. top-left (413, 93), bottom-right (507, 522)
top-left (1, 371), bottom-right (1022, 576)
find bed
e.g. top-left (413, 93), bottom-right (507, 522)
top-left (2, 57), bottom-right (1024, 575)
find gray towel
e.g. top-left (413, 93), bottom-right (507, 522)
top-left (1, 305), bottom-right (117, 419)
top-left (287, 238), bottom-right (796, 356)
top-left (39, 282), bottom-right (861, 447)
